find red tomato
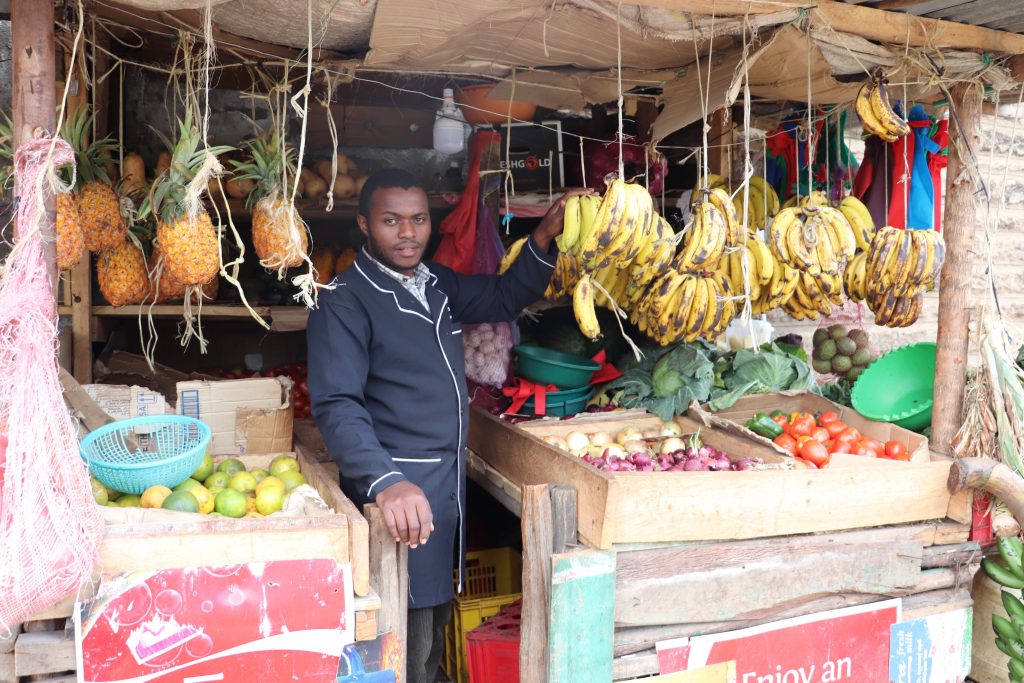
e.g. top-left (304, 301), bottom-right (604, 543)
top-left (771, 415), bottom-right (789, 429)
top-left (774, 433), bottom-right (798, 453)
top-left (828, 440), bottom-right (851, 455)
top-left (884, 440), bottom-right (909, 461)
top-left (837, 427), bottom-right (861, 444)
top-left (790, 415), bottom-right (816, 438)
top-left (798, 439), bottom-right (831, 468)
top-left (818, 411), bottom-right (840, 426)
top-left (852, 442), bottom-right (876, 457)
top-left (811, 427), bottom-right (830, 444)
top-left (793, 457), bottom-right (818, 470)
top-left (824, 422), bottom-right (848, 438)
top-left (860, 437), bottom-right (885, 455)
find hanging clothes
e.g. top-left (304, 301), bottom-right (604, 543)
top-left (853, 136), bottom-right (893, 229)
top-left (765, 123), bottom-right (797, 203)
top-left (928, 119), bottom-right (949, 233)
top-left (906, 105), bottom-right (942, 230)
top-left (812, 109), bottom-right (860, 203)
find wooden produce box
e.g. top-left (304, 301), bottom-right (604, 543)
top-left (36, 448), bottom-right (353, 621)
top-left (469, 408), bottom-right (962, 549)
top-left (690, 391), bottom-right (930, 461)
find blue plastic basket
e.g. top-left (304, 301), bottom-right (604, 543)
top-left (79, 415), bottom-right (211, 494)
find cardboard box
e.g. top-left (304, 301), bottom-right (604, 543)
top-left (176, 377), bottom-right (293, 455)
top-left (83, 384), bottom-right (169, 422)
top-left (689, 390), bottom-right (930, 462)
top-left (94, 351), bottom-right (193, 405)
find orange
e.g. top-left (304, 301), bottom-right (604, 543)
top-left (228, 471), bottom-right (258, 494)
top-left (277, 470), bottom-right (306, 492)
top-left (162, 490), bottom-right (200, 513)
top-left (140, 485), bottom-right (172, 509)
top-left (216, 458), bottom-right (245, 476)
top-left (213, 488), bottom-right (247, 518)
top-left (269, 455), bottom-right (299, 477)
top-left (189, 484), bottom-right (215, 514)
top-left (255, 475), bottom-right (285, 495)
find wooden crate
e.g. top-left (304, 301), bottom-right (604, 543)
top-left (31, 448), bottom-right (350, 622)
top-left (469, 408), bottom-right (960, 549)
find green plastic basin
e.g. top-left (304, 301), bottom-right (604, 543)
top-left (851, 342), bottom-right (936, 432)
top-left (522, 386), bottom-right (595, 417)
top-left (515, 345), bottom-right (601, 389)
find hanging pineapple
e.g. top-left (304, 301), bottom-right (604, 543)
top-left (61, 106), bottom-right (126, 255)
top-left (141, 112), bottom-right (232, 288)
top-left (97, 240), bottom-right (149, 307)
top-left (232, 130), bottom-right (308, 271)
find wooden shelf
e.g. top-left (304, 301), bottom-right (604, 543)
top-left (91, 304), bottom-right (310, 329)
top-left (209, 193), bottom-right (454, 220)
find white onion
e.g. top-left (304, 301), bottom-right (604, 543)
top-left (660, 421), bottom-right (683, 437)
top-left (565, 431), bottom-right (589, 452)
top-left (543, 435), bottom-right (569, 450)
top-left (660, 437), bottom-right (687, 454)
top-left (616, 427), bottom-right (643, 444)
top-left (588, 431), bottom-right (613, 446)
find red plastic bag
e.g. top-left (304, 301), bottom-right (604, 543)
top-left (432, 131), bottom-right (501, 274)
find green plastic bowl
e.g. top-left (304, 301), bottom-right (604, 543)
top-left (515, 345), bottom-right (601, 389)
top-left (522, 386), bottom-right (595, 417)
top-left (851, 342), bottom-right (936, 432)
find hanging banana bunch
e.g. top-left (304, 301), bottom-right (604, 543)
top-left (864, 226), bottom-right (945, 328)
top-left (854, 67), bottom-right (911, 142)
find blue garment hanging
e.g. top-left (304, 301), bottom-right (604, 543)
top-left (907, 104), bottom-right (941, 230)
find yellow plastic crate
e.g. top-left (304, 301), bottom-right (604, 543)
top-left (442, 547), bottom-right (523, 683)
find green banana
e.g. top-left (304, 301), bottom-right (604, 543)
top-left (1002, 536), bottom-right (1024, 580)
top-left (997, 614), bottom-right (1022, 643)
top-left (1012, 655), bottom-right (1024, 680)
top-left (985, 558), bottom-right (1024, 589)
top-left (1004, 591), bottom-right (1024, 624)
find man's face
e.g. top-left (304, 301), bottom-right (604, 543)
top-left (358, 186), bottom-right (431, 275)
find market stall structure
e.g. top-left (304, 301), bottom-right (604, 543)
top-left (4, 0), bottom-right (1024, 682)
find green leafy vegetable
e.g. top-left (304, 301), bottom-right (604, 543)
top-left (604, 341), bottom-right (814, 419)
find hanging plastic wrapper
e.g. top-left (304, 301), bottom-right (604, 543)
top-left (433, 131), bottom-right (515, 387)
top-left (810, 300), bottom-right (880, 385)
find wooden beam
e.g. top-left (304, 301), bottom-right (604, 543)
top-left (365, 504), bottom-right (407, 682)
top-left (520, 485), bottom-right (554, 683)
top-left (624, 0), bottom-right (811, 13)
top-left (813, 0), bottom-right (1024, 54)
top-left (11, 0), bottom-right (57, 286)
top-left (932, 83), bottom-right (982, 455)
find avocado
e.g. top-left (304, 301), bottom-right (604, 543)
top-left (851, 347), bottom-right (875, 367)
top-left (831, 354), bottom-right (853, 373)
top-left (828, 324), bottom-right (849, 340)
top-left (813, 329), bottom-right (830, 346)
top-left (836, 337), bottom-right (857, 357)
top-left (815, 339), bottom-right (838, 361)
top-left (845, 366), bottom-right (865, 382)
top-left (812, 359), bottom-right (833, 374)
top-left (848, 328), bottom-right (870, 349)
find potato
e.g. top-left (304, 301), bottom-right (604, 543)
top-left (154, 151), bottom-right (171, 177)
top-left (120, 153), bottom-right (147, 195)
top-left (314, 159), bottom-right (335, 184)
top-left (332, 174), bottom-right (356, 199)
top-left (300, 168), bottom-right (328, 198)
top-left (225, 176), bottom-right (255, 199)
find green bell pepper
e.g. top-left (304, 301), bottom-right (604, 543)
top-left (746, 412), bottom-right (784, 439)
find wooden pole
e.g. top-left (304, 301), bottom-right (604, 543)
top-left (11, 0), bottom-right (57, 286)
top-left (931, 82), bottom-right (982, 456)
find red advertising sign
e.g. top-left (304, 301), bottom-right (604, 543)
top-left (656, 599), bottom-right (902, 683)
top-left (77, 558), bottom-right (353, 683)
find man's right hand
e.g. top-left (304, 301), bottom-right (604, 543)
top-left (375, 480), bottom-right (434, 548)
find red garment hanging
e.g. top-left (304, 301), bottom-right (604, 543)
top-left (886, 131), bottom-right (915, 230)
top-left (432, 131), bottom-right (502, 274)
top-left (928, 120), bottom-right (949, 233)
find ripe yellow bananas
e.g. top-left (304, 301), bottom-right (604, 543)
top-left (573, 274), bottom-right (601, 340)
top-left (498, 236), bottom-right (529, 275)
top-left (854, 68), bottom-right (911, 142)
top-left (676, 197), bottom-right (727, 272)
top-left (863, 226), bottom-right (943, 327)
top-left (839, 195), bottom-right (876, 252)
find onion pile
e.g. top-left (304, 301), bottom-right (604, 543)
top-left (581, 444), bottom-right (762, 473)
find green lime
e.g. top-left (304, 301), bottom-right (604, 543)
top-left (250, 468), bottom-right (270, 483)
top-left (217, 458), bottom-right (246, 476)
top-left (214, 488), bottom-right (248, 518)
top-left (174, 478), bottom-right (201, 492)
top-left (162, 490), bottom-right (200, 513)
top-left (278, 470), bottom-right (307, 492)
top-left (191, 453), bottom-right (214, 482)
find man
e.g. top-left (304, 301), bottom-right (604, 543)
top-left (307, 168), bottom-right (589, 682)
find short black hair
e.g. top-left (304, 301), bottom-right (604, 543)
top-left (357, 168), bottom-right (427, 218)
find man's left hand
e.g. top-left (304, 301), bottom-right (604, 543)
top-left (531, 188), bottom-right (597, 252)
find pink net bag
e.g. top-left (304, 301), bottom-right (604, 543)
top-left (0, 135), bottom-right (103, 632)
top-left (810, 301), bottom-right (880, 385)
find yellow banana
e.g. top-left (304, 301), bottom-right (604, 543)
top-left (839, 195), bottom-right (875, 252)
top-left (855, 81), bottom-right (898, 142)
top-left (749, 176), bottom-right (779, 217)
top-left (821, 207), bottom-right (856, 260)
top-left (783, 211), bottom-right (819, 275)
top-left (498, 236), bottom-right (528, 275)
top-left (869, 75), bottom-right (911, 138)
top-left (676, 200), bottom-right (726, 271)
top-left (573, 274), bottom-right (601, 340)
top-left (575, 194), bottom-right (601, 256)
top-left (706, 187), bottom-right (741, 247)
top-left (768, 207), bottom-right (801, 267)
top-left (558, 195), bottom-right (581, 253)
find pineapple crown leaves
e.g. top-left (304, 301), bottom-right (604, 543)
top-left (139, 111), bottom-right (233, 224)
top-left (230, 128), bottom-right (298, 210)
top-left (59, 105), bottom-right (116, 188)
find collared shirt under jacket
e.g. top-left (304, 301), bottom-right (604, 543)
top-left (307, 238), bottom-right (556, 607)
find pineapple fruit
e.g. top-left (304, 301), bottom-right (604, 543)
top-left (232, 131), bottom-right (308, 269)
top-left (97, 241), bottom-right (149, 306)
top-left (62, 106), bottom-right (126, 254)
top-left (141, 113), bottom-right (232, 287)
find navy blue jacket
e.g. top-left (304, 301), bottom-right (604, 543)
top-left (307, 239), bottom-right (555, 607)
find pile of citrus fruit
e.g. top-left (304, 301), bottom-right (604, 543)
top-left (90, 454), bottom-right (308, 519)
